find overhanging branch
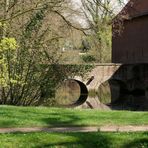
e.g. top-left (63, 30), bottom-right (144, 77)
top-left (53, 10), bottom-right (90, 35)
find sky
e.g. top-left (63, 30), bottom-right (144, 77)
top-left (70, 0), bottom-right (128, 27)
top-left (72, 0), bottom-right (128, 12)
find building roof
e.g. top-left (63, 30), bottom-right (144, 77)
top-left (115, 0), bottom-right (148, 20)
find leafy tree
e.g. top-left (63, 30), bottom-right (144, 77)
top-left (79, 0), bottom-right (125, 63)
top-left (0, 0), bottom-right (93, 105)
top-left (0, 0), bottom-right (125, 106)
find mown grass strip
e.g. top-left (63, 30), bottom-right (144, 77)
top-left (0, 105), bottom-right (147, 128)
top-left (0, 132), bottom-right (147, 148)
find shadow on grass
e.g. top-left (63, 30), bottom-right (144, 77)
top-left (122, 138), bottom-right (148, 148)
top-left (35, 132), bottom-right (112, 148)
top-left (41, 113), bottom-right (85, 127)
top-left (0, 106), bottom-right (92, 127)
top-left (0, 131), bottom-right (148, 148)
top-left (34, 132), bottom-right (148, 148)
top-left (15, 108), bottom-right (90, 127)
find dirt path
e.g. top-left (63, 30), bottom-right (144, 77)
top-left (0, 125), bottom-right (148, 133)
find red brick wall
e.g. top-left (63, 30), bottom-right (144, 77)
top-left (112, 15), bottom-right (148, 63)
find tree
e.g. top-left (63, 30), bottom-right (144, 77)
top-left (0, 0), bottom-right (93, 106)
top-left (79, 0), bottom-right (125, 62)
top-left (0, 1), bottom-right (67, 105)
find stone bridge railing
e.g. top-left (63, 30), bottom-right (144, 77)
top-left (74, 64), bottom-right (121, 90)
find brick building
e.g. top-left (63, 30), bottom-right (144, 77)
top-left (112, 0), bottom-right (148, 63)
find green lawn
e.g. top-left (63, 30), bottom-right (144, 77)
top-left (0, 132), bottom-right (147, 148)
top-left (0, 105), bottom-right (147, 128)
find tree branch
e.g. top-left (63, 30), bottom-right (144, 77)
top-left (53, 10), bottom-right (90, 35)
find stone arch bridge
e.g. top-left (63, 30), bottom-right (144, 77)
top-left (64, 64), bottom-right (148, 111)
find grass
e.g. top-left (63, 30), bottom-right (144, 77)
top-left (0, 106), bottom-right (147, 147)
top-left (0, 105), bottom-right (147, 128)
top-left (0, 132), bottom-right (147, 148)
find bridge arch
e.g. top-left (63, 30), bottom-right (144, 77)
top-left (71, 79), bottom-right (88, 106)
top-left (56, 79), bottom-right (88, 107)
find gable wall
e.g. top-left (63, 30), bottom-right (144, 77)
top-left (112, 15), bottom-right (148, 63)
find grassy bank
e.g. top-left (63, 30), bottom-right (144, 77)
top-left (0, 105), bottom-right (147, 128)
top-left (0, 132), bottom-right (147, 148)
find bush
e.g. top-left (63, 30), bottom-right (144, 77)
top-left (81, 54), bottom-right (96, 63)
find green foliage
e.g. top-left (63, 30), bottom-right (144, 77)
top-left (60, 64), bottom-right (94, 78)
top-left (0, 1), bottom-right (94, 105)
top-left (85, 23), bottom-right (112, 63)
top-left (0, 37), bottom-right (17, 50)
top-left (81, 0), bottom-right (115, 63)
top-left (0, 22), bottom-right (93, 106)
top-left (81, 54), bottom-right (96, 63)
top-left (0, 0), bottom-right (120, 106)
top-left (24, 4), bottom-right (47, 39)
top-left (0, 36), bottom-right (18, 87)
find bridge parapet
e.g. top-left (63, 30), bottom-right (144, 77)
top-left (84, 64), bottom-right (121, 90)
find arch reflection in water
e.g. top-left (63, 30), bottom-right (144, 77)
top-left (98, 78), bottom-right (147, 111)
top-left (55, 79), bottom-right (88, 107)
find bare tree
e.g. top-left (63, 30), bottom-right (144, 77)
top-left (79, 0), bottom-right (125, 62)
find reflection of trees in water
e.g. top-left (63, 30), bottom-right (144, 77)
top-left (98, 78), bottom-right (148, 111)
top-left (55, 80), bottom-right (81, 105)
